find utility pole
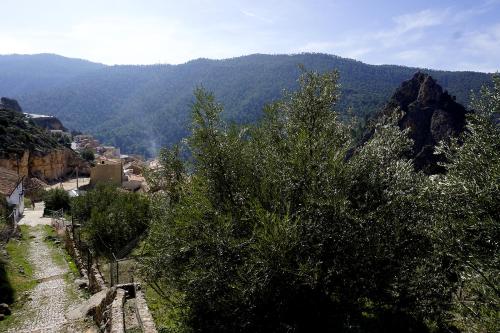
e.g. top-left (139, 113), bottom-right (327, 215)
top-left (76, 167), bottom-right (79, 190)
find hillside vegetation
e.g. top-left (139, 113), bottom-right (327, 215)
top-left (0, 102), bottom-right (61, 158)
top-left (6, 53), bottom-right (492, 156)
top-left (140, 71), bottom-right (499, 332)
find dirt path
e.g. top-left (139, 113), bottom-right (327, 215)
top-left (6, 224), bottom-right (96, 332)
top-left (49, 177), bottom-right (90, 191)
top-left (18, 201), bottom-right (51, 227)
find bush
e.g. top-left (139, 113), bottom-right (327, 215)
top-left (71, 184), bottom-right (150, 258)
top-left (0, 258), bottom-right (14, 304)
top-left (43, 188), bottom-right (70, 214)
top-left (80, 148), bottom-right (95, 162)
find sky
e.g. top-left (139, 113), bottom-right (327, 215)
top-left (0, 0), bottom-right (499, 72)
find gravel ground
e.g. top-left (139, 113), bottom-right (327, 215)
top-left (6, 225), bottom-right (97, 333)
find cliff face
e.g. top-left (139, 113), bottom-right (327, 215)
top-left (376, 73), bottom-right (468, 173)
top-left (0, 148), bottom-right (89, 181)
top-left (28, 115), bottom-right (67, 131)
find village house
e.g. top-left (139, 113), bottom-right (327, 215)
top-left (90, 158), bottom-right (124, 186)
top-left (0, 167), bottom-right (25, 222)
top-left (72, 134), bottom-right (100, 152)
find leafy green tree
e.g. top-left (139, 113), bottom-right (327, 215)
top-left (140, 70), bottom-right (468, 332)
top-left (431, 75), bottom-right (500, 332)
top-left (71, 184), bottom-right (150, 257)
top-left (80, 148), bottom-right (95, 162)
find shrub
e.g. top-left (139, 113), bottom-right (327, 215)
top-left (0, 258), bottom-right (14, 304)
top-left (80, 149), bottom-right (95, 162)
top-left (43, 188), bottom-right (70, 214)
top-left (71, 184), bottom-right (150, 258)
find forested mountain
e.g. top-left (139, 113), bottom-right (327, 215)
top-left (0, 54), bottom-right (105, 97)
top-left (3, 53), bottom-right (492, 156)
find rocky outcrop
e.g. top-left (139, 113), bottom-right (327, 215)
top-left (0, 97), bottom-right (89, 181)
top-left (0, 148), bottom-right (89, 181)
top-left (371, 72), bottom-right (468, 173)
top-left (27, 115), bottom-right (67, 131)
top-left (0, 97), bottom-right (22, 113)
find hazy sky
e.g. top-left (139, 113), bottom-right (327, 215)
top-left (1, 0), bottom-right (499, 72)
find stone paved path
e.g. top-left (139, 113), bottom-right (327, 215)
top-left (7, 213), bottom-right (96, 332)
top-left (18, 201), bottom-right (52, 227)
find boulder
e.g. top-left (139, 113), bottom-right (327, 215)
top-left (0, 303), bottom-right (11, 315)
top-left (75, 278), bottom-right (89, 289)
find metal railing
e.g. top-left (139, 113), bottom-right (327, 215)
top-left (49, 208), bottom-right (66, 230)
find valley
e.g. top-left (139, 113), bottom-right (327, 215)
top-left (0, 53), bottom-right (498, 333)
top-left (1, 53), bottom-right (493, 156)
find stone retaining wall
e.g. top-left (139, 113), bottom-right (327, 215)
top-left (135, 289), bottom-right (158, 333)
top-left (63, 227), bottom-right (87, 278)
top-left (63, 226), bottom-right (106, 293)
top-left (89, 263), bottom-right (106, 293)
top-left (110, 289), bottom-right (126, 333)
top-left (58, 224), bottom-right (157, 332)
top-left (91, 287), bottom-right (116, 332)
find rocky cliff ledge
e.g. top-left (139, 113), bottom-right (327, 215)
top-left (26, 114), bottom-right (67, 131)
top-left (0, 97), bottom-right (89, 181)
top-left (0, 148), bottom-right (88, 181)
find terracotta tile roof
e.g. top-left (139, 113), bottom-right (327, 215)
top-left (0, 167), bottom-right (22, 196)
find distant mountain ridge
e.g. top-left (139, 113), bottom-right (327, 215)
top-left (0, 54), bottom-right (105, 96)
top-left (0, 53), bottom-right (493, 156)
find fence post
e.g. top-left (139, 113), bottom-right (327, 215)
top-left (71, 216), bottom-right (75, 241)
top-left (109, 260), bottom-right (113, 286)
top-left (87, 248), bottom-right (92, 276)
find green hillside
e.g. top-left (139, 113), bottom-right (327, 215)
top-left (0, 102), bottom-right (61, 158)
top-left (7, 53), bottom-right (493, 156)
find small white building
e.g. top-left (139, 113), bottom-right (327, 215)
top-left (0, 167), bottom-right (24, 222)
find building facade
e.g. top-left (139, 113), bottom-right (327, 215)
top-left (0, 167), bottom-right (24, 222)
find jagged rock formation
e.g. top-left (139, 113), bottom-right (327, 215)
top-left (0, 97), bottom-right (22, 113)
top-left (373, 72), bottom-right (468, 173)
top-left (0, 97), bottom-right (89, 181)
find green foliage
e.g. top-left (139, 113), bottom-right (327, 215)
top-left (0, 196), bottom-right (10, 219)
top-left (145, 145), bottom-right (185, 197)
top-left (13, 54), bottom-right (492, 156)
top-left (71, 184), bottom-right (150, 257)
top-left (138, 69), bottom-right (497, 332)
top-left (431, 74), bottom-right (500, 333)
top-left (0, 226), bottom-right (36, 306)
top-left (80, 148), bottom-right (95, 162)
top-left (0, 107), bottom-right (61, 158)
top-left (43, 188), bottom-right (70, 213)
top-left (53, 132), bottom-right (72, 148)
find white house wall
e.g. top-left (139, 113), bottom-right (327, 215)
top-left (7, 181), bottom-right (24, 222)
